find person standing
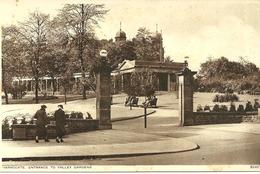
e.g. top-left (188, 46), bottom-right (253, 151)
top-left (54, 105), bottom-right (66, 143)
top-left (34, 105), bottom-right (49, 143)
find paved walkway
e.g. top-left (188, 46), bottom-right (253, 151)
top-left (1, 129), bottom-right (198, 161)
top-left (2, 92), bottom-right (197, 161)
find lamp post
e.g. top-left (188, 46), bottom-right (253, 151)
top-left (184, 56), bottom-right (189, 69)
top-left (96, 49), bottom-right (112, 130)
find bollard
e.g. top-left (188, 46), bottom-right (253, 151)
top-left (144, 106), bottom-right (147, 128)
top-left (257, 108), bottom-right (260, 121)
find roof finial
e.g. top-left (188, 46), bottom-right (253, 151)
top-left (120, 22), bottom-right (122, 32)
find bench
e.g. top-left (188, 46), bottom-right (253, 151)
top-left (125, 96), bottom-right (139, 107)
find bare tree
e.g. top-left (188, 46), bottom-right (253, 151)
top-left (17, 10), bottom-right (50, 103)
top-left (56, 4), bottom-right (108, 99)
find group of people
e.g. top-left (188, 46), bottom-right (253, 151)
top-left (125, 96), bottom-right (138, 106)
top-left (142, 95), bottom-right (157, 107)
top-left (34, 104), bottom-right (66, 143)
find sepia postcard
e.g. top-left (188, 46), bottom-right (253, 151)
top-left (1, 0), bottom-right (260, 172)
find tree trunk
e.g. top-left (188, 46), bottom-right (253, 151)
top-left (82, 84), bottom-right (87, 99)
top-left (80, 4), bottom-right (87, 100)
top-left (64, 88), bottom-right (67, 104)
top-left (35, 77), bottom-right (39, 104)
top-left (2, 73), bottom-right (9, 104)
top-left (4, 88), bottom-right (9, 104)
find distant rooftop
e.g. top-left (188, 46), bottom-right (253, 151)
top-left (112, 59), bottom-right (185, 74)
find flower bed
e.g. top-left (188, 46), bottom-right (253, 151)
top-left (2, 111), bottom-right (95, 140)
top-left (213, 93), bottom-right (239, 102)
top-left (193, 111), bottom-right (258, 125)
top-left (11, 119), bottom-right (99, 140)
top-left (194, 103), bottom-right (259, 125)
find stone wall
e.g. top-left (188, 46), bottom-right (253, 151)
top-left (12, 119), bottom-right (99, 140)
top-left (193, 112), bottom-right (258, 125)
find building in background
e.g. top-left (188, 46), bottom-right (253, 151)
top-left (11, 28), bottom-right (185, 95)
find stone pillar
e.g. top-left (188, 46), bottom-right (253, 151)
top-left (96, 50), bottom-right (112, 130)
top-left (177, 68), bottom-right (197, 126)
top-left (167, 73), bottom-right (171, 92)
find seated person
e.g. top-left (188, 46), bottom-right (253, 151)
top-left (130, 96), bottom-right (138, 106)
top-left (142, 96), bottom-right (151, 106)
top-left (125, 96), bottom-right (132, 106)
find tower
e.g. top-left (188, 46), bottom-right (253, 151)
top-left (115, 22), bottom-right (126, 44)
top-left (154, 24), bottom-right (164, 62)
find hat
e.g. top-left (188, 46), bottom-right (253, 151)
top-left (41, 105), bottom-right (47, 109)
top-left (58, 105), bottom-right (63, 109)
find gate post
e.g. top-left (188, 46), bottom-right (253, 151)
top-left (96, 50), bottom-right (112, 130)
top-left (177, 67), bottom-right (197, 126)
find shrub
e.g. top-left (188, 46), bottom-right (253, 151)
top-left (213, 94), bottom-right (220, 102)
top-left (196, 105), bottom-right (203, 112)
top-left (212, 104), bottom-right (220, 112)
top-left (219, 105), bottom-right (228, 112)
top-left (70, 112), bottom-right (77, 119)
top-left (65, 113), bottom-right (70, 119)
top-left (77, 112), bottom-right (84, 119)
top-left (2, 118), bottom-right (12, 139)
top-left (10, 84), bottom-right (27, 99)
top-left (86, 112), bottom-right (93, 119)
top-left (69, 112), bottom-right (84, 119)
top-left (212, 93), bottom-right (239, 102)
top-left (237, 104), bottom-right (245, 112)
top-left (254, 100), bottom-right (260, 111)
top-left (229, 103), bottom-right (236, 112)
top-left (204, 105), bottom-right (211, 111)
top-left (245, 102), bottom-right (254, 112)
top-left (33, 95), bottom-right (58, 100)
top-left (125, 71), bottom-right (157, 97)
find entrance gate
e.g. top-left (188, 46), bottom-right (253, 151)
top-left (177, 67), bottom-right (197, 126)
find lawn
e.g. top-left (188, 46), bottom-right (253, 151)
top-left (1, 94), bottom-right (95, 105)
top-left (193, 92), bottom-right (260, 111)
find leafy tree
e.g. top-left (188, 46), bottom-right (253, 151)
top-left (197, 57), bottom-right (260, 93)
top-left (2, 26), bottom-right (28, 103)
top-left (56, 4), bottom-right (108, 99)
top-left (40, 20), bottom-right (71, 95)
top-left (101, 39), bottom-right (136, 66)
top-left (59, 69), bottom-right (74, 104)
top-left (125, 69), bottom-right (157, 97)
top-left (133, 27), bottom-right (163, 62)
top-left (17, 10), bottom-right (50, 103)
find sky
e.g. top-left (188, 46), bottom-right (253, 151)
top-left (1, 0), bottom-right (260, 71)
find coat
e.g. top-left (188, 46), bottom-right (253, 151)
top-left (34, 109), bottom-right (48, 137)
top-left (54, 108), bottom-right (66, 137)
top-left (34, 109), bottom-right (48, 126)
